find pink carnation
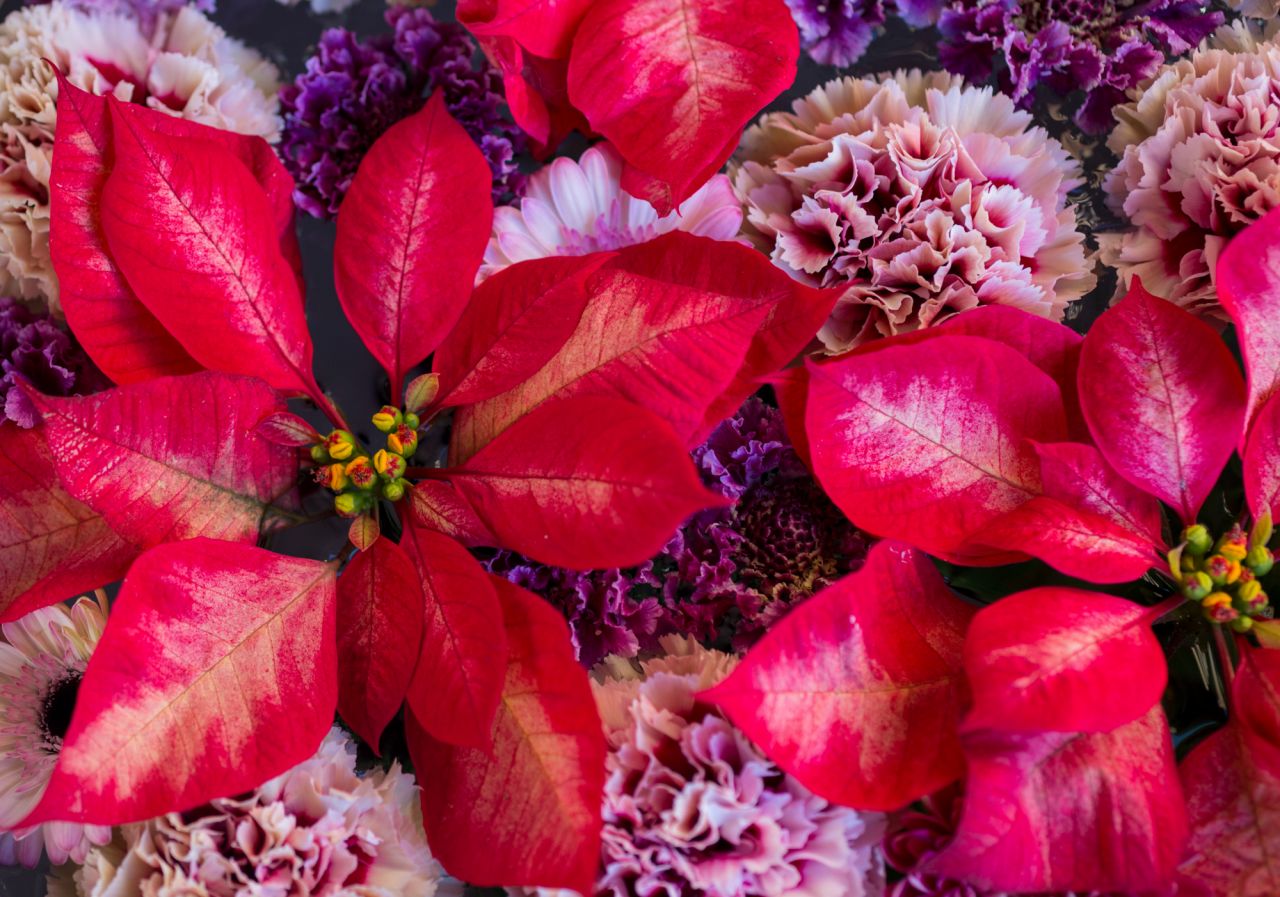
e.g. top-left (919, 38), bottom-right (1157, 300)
top-left (581, 637), bottom-right (885, 897)
top-left (734, 70), bottom-right (1094, 353)
top-left (1100, 20), bottom-right (1280, 319)
top-left (479, 143), bottom-right (744, 281)
top-left (54, 728), bottom-right (444, 897)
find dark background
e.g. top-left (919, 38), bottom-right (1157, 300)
top-left (0, 0), bottom-right (1118, 891)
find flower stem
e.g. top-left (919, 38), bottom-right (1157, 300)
top-left (1145, 593), bottom-right (1186, 623)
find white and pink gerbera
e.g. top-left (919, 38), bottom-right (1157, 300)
top-left (734, 70), bottom-right (1095, 353)
top-left (479, 142), bottom-right (744, 281)
top-left (0, 594), bottom-right (111, 868)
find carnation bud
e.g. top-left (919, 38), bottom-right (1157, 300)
top-left (372, 406), bottom-right (402, 433)
top-left (382, 480), bottom-right (406, 502)
top-left (1182, 524), bottom-right (1212, 556)
top-left (326, 430), bottom-right (356, 461)
top-left (309, 444), bottom-right (330, 464)
top-left (1182, 571), bottom-right (1213, 601)
top-left (1247, 546), bottom-right (1275, 577)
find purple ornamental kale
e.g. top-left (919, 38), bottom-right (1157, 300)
top-left (930, 0), bottom-right (1220, 133)
top-left (0, 299), bottom-right (107, 428)
top-left (484, 397), bottom-right (870, 667)
top-left (280, 6), bottom-right (525, 219)
top-left (784, 0), bottom-right (888, 66)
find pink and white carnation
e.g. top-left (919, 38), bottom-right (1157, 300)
top-left (1101, 20), bottom-right (1280, 320)
top-left (479, 142), bottom-right (744, 281)
top-left (0, 1), bottom-right (281, 311)
top-left (0, 594), bottom-right (111, 868)
top-left (518, 637), bottom-right (885, 897)
top-left (734, 70), bottom-right (1094, 353)
top-left (54, 727), bottom-right (443, 897)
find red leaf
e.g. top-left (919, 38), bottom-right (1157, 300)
top-left (254, 410), bottom-right (320, 447)
top-left (336, 537), bottom-right (423, 752)
top-left (1033, 441), bottom-right (1166, 547)
top-left (929, 706), bottom-right (1187, 892)
top-left (977, 497), bottom-right (1160, 583)
top-left (335, 93), bottom-right (494, 395)
top-left (404, 480), bottom-right (496, 547)
top-left (703, 541), bottom-right (976, 811)
top-left (769, 367), bottom-right (811, 469)
top-left (49, 75), bottom-right (200, 384)
top-left (451, 232), bottom-right (807, 460)
top-left (433, 254), bottom-right (613, 409)
top-left (99, 98), bottom-right (320, 400)
top-left (1244, 395), bottom-right (1280, 525)
top-left (1179, 650), bottom-right (1280, 896)
top-left (401, 524), bottom-right (506, 748)
top-left (24, 373), bottom-right (299, 548)
top-left (806, 335), bottom-right (1066, 565)
top-left (348, 513), bottom-right (380, 551)
top-left (961, 588), bottom-right (1167, 733)
top-left (23, 538), bottom-right (337, 824)
top-left (448, 396), bottom-right (725, 570)
top-left (1078, 280), bottom-right (1244, 523)
top-left (1218, 206), bottom-right (1280, 436)
top-left (484, 42), bottom-right (587, 153)
top-left (0, 426), bottom-right (136, 622)
top-left (457, 0), bottom-right (594, 59)
top-left (567, 0), bottom-right (798, 213)
top-left (407, 576), bottom-right (605, 894)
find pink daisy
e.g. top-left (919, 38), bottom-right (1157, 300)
top-left (0, 594), bottom-right (111, 867)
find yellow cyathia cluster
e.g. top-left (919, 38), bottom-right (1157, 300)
top-left (311, 405), bottom-right (421, 517)
top-left (1173, 515), bottom-right (1275, 631)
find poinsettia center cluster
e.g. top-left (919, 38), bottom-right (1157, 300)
top-left (1174, 518), bottom-right (1275, 629)
top-left (313, 404), bottom-right (422, 516)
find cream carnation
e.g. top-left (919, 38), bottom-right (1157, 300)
top-left (1101, 20), bottom-right (1280, 319)
top-left (516, 637), bottom-right (885, 897)
top-left (0, 2), bottom-right (281, 311)
top-left (55, 728), bottom-right (443, 897)
top-left (734, 70), bottom-right (1094, 353)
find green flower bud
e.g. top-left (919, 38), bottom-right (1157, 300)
top-left (1182, 524), bottom-right (1212, 557)
top-left (334, 493), bottom-right (360, 517)
top-left (382, 480), bottom-right (406, 502)
top-left (1231, 615), bottom-right (1255, 633)
top-left (1182, 571), bottom-right (1213, 601)
top-left (403, 412), bottom-right (421, 430)
top-left (309, 444), bottom-right (330, 464)
top-left (1247, 545), bottom-right (1275, 577)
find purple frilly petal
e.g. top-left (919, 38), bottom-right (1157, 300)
top-left (0, 299), bottom-right (107, 428)
top-left (785, 0), bottom-right (887, 67)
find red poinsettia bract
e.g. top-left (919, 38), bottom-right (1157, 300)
top-left (3, 76), bottom-right (835, 892)
top-left (706, 209), bottom-right (1280, 895)
top-left (457, 0), bottom-right (799, 212)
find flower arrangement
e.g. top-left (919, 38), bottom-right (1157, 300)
top-left (2, 0), bottom-right (1280, 896)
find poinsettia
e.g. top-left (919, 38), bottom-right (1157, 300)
top-left (707, 208), bottom-right (1280, 895)
top-left (457, 0), bottom-right (799, 212)
top-left (3, 75), bottom-right (835, 891)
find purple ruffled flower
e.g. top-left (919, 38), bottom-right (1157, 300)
top-left (280, 7), bottom-right (525, 219)
top-left (0, 299), bottom-right (106, 428)
top-left (929, 0), bottom-right (1220, 133)
top-left (484, 398), bottom-right (870, 666)
top-left (784, 0), bottom-right (887, 66)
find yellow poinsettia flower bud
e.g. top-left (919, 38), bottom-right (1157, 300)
top-left (1202, 591), bottom-right (1239, 623)
top-left (334, 493), bottom-right (360, 517)
top-left (1182, 524), bottom-right (1212, 557)
top-left (373, 449), bottom-right (391, 475)
top-left (1182, 571), bottom-right (1213, 601)
top-left (327, 464), bottom-right (349, 491)
top-left (372, 405), bottom-right (402, 433)
top-left (1206, 555), bottom-right (1242, 586)
top-left (382, 480), bottom-right (406, 502)
top-left (326, 430), bottom-right (356, 461)
top-left (345, 456), bottom-right (376, 490)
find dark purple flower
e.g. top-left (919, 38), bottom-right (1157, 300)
top-left (785, 0), bottom-right (887, 66)
top-left (483, 397), bottom-right (871, 666)
top-left (279, 7), bottom-right (525, 219)
top-left (931, 0), bottom-right (1221, 133)
top-left (0, 299), bottom-right (106, 428)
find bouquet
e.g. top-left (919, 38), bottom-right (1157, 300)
top-left (1, 0), bottom-right (1279, 894)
